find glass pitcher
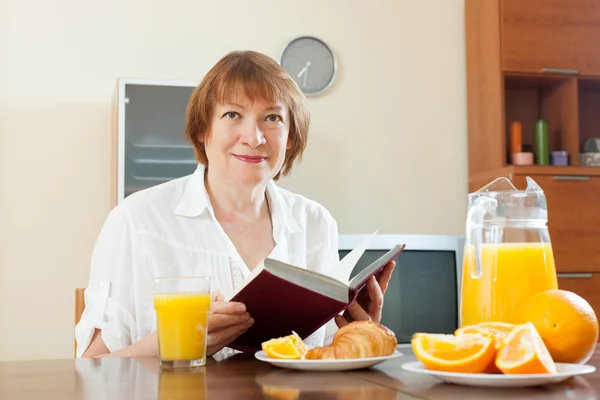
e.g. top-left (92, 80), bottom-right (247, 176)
top-left (460, 176), bottom-right (558, 327)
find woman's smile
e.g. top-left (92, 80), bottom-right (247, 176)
top-left (232, 154), bottom-right (267, 164)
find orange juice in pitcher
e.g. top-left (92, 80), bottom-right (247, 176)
top-left (460, 177), bottom-right (558, 327)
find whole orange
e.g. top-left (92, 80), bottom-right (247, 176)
top-left (517, 289), bottom-right (598, 364)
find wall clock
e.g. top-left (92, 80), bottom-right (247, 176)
top-left (279, 36), bottom-right (337, 96)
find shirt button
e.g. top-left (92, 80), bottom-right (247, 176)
top-left (101, 282), bottom-right (109, 289)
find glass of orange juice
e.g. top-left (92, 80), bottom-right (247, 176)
top-left (153, 276), bottom-right (211, 368)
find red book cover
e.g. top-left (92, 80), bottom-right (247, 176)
top-left (227, 244), bottom-right (405, 353)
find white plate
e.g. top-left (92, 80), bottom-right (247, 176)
top-left (401, 361), bottom-right (596, 388)
top-left (254, 350), bottom-right (403, 371)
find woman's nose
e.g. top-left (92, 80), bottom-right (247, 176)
top-left (240, 121), bottom-right (266, 147)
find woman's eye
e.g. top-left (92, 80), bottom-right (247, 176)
top-left (266, 114), bottom-right (282, 122)
top-left (224, 111), bottom-right (238, 119)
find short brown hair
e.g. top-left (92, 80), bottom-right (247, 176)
top-left (185, 50), bottom-right (310, 180)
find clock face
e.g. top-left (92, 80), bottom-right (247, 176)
top-left (279, 36), bottom-right (337, 96)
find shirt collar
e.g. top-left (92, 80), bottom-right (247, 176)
top-left (174, 164), bottom-right (211, 217)
top-left (266, 180), bottom-right (302, 234)
top-left (174, 163), bottom-right (302, 234)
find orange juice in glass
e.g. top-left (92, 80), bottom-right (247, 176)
top-left (460, 177), bottom-right (558, 327)
top-left (153, 276), bottom-right (211, 368)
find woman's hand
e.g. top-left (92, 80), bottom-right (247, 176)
top-left (335, 261), bottom-right (395, 328)
top-left (206, 291), bottom-right (254, 356)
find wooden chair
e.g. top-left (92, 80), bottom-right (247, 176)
top-left (75, 288), bottom-right (85, 325)
top-left (74, 288), bottom-right (85, 356)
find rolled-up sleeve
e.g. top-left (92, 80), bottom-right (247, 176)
top-left (75, 206), bottom-right (140, 358)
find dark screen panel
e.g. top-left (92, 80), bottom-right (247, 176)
top-left (339, 249), bottom-right (458, 343)
top-left (124, 84), bottom-right (197, 198)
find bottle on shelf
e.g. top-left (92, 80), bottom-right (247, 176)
top-left (510, 121), bottom-right (533, 165)
top-left (535, 119), bottom-right (550, 165)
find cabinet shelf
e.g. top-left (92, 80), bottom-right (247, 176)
top-left (502, 74), bottom-right (600, 170)
top-left (504, 73), bottom-right (578, 166)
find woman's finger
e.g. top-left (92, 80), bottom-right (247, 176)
top-left (206, 318), bottom-right (254, 349)
top-left (366, 276), bottom-right (383, 323)
top-left (210, 324), bottom-right (254, 352)
top-left (208, 312), bottom-right (251, 331)
top-left (335, 314), bottom-right (349, 328)
top-left (376, 261), bottom-right (395, 295)
top-left (347, 300), bottom-right (371, 322)
top-left (210, 301), bottom-right (246, 315)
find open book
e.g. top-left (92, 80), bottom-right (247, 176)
top-left (226, 239), bottom-right (406, 353)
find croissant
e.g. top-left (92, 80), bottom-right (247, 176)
top-left (305, 321), bottom-right (398, 360)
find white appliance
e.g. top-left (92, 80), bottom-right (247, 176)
top-left (338, 233), bottom-right (465, 344)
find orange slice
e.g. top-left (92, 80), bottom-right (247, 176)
top-left (455, 322), bottom-right (516, 373)
top-left (262, 332), bottom-right (307, 359)
top-left (287, 331), bottom-right (308, 356)
top-left (411, 332), bottom-right (496, 373)
top-left (495, 322), bottom-right (557, 374)
top-left (455, 322), bottom-right (516, 349)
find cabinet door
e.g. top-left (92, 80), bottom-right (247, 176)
top-left (502, 0), bottom-right (600, 75)
top-left (511, 174), bottom-right (600, 272)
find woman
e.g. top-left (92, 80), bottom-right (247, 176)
top-left (75, 50), bottom-right (395, 359)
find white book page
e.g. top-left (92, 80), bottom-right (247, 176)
top-left (327, 230), bottom-right (378, 285)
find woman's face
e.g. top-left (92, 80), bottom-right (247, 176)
top-left (203, 91), bottom-right (292, 187)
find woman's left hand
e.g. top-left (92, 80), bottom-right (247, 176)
top-left (335, 260), bottom-right (396, 328)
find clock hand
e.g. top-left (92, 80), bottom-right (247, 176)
top-left (303, 68), bottom-right (308, 89)
top-left (297, 66), bottom-right (306, 78)
top-left (297, 61), bottom-right (311, 89)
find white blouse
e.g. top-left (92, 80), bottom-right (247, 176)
top-left (75, 164), bottom-right (341, 359)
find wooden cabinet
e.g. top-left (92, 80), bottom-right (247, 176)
top-left (466, 0), bottom-right (600, 176)
top-left (502, 0), bottom-right (600, 76)
top-left (466, 0), bottom-right (600, 304)
top-left (510, 174), bottom-right (600, 272)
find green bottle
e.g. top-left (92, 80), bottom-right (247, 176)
top-left (536, 119), bottom-right (549, 165)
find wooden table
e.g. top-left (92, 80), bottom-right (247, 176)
top-left (1, 347), bottom-right (599, 399)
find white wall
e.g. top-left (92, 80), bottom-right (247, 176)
top-left (0, 0), bottom-right (467, 361)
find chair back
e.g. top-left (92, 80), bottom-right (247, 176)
top-left (74, 288), bottom-right (85, 356)
top-left (75, 288), bottom-right (85, 325)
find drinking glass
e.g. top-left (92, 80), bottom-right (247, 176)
top-left (153, 276), bottom-right (211, 368)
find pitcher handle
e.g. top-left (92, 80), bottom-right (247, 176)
top-left (465, 196), bottom-right (498, 279)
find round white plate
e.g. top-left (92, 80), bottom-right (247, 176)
top-left (254, 350), bottom-right (403, 371)
top-left (401, 361), bottom-right (596, 388)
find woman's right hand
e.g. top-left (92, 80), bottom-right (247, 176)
top-left (206, 291), bottom-right (254, 356)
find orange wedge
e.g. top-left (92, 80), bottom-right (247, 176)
top-left (495, 322), bottom-right (557, 374)
top-left (411, 332), bottom-right (496, 373)
top-left (287, 331), bottom-right (308, 356)
top-left (455, 322), bottom-right (516, 373)
top-left (455, 322), bottom-right (516, 349)
top-left (262, 332), bottom-right (307, 360)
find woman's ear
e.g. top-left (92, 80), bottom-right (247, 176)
top-left (286, 137), bottom-right (293, 150)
